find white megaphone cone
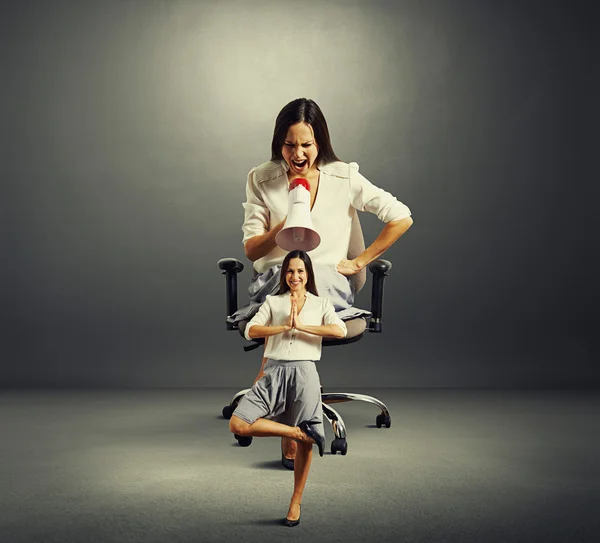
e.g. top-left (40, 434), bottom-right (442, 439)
top-left (275, 178), bottom-right (321, 252)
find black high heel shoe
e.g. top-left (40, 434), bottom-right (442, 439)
top-left (284, 504), bottom-right (301, 527)
top-left (298, 420), bottom-right (325, 457)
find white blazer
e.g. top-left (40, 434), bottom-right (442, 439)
top-left (242, 160), bottom-right (412, 274)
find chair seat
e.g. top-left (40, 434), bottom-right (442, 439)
top-left (330, 317), bottom-right (367, 340)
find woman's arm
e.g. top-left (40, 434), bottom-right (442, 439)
top-left (246, 297), bottom-right (293, 339)
top-left (242, 168), bottom-right (288, 262)
top-left (338, 163), bottom-right (413, 276)
top-left (294, 323), bottom-right (346, 339)
top-left (244, 217), bottom-right (286, 262)
top-left (247, 323), bottom-right (291, 339)
top-left (336, 216), bottom-right (413, 275)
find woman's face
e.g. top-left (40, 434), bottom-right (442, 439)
top-left (281, 122), bottom-right (319, 177)
top-left (285, 257), bottom-right (308, 293)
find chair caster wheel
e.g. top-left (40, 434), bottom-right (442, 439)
top-left (330, 438), bottom-right (348, 456)
top-left (234, 434), bottom-right (253, 447)
top-left (376, 414), bottom-right (391, 428)
top-left (222, 405), bottom-right (233, 419)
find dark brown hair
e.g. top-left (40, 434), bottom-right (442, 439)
top-left (270, 98), bottom-right (340, 165)
top-left (276, 250), bottom-right (319, 296)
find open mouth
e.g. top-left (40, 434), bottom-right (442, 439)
top-left (292, 160), bottom-right (307, 170)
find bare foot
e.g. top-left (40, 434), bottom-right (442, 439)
top-left (286, 501), bottom-right (301, 522)
top-left (282, 436), bottom-right (297, 460)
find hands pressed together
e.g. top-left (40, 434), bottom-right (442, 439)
top-left (286, 297), bottom-right (302, 331)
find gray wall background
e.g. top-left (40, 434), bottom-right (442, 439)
top-left (2, 0), bottom-right (597, 388)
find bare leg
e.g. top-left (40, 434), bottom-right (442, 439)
top-left (282, 436), bottom-right (297, 460)
top-left (287, 442), bottom-right (312, 521)
top-left (229, 415), bottom-right (314, 442)
top-left (229, 416), bottom-right (313, 520)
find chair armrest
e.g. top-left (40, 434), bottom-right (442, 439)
top-left (217, 258), bottom-right (244, 330)
top-left (368, 259), bottom-right (392, 333)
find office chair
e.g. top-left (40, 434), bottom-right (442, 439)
top-left (218, 211), bottom-right (393, 456)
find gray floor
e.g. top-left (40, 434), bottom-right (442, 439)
top-left (1, 388), bottom-right (599, 543)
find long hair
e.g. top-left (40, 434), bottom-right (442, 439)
top-left (276, 250), bottom-right (319, 296)
top-left (270, 98), bottom-right (340, 166)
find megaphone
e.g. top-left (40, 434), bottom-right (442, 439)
top-left (275, 178), bottom-right (321, 252)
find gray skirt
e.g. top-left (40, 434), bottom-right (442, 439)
top-left (228, 263), bottom-right (372, 323)
top-left (232, 359), bottom-right (325, 441)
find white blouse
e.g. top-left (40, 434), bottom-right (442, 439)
top-left (242, 160), bottom-right (412, 274)
top-left (244, 292), bottom-right (348, 361)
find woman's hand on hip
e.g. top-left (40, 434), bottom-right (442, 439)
top-left (336, 258), bottom-right (362, 276)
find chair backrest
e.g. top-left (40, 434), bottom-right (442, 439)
top-left (347, 209), bottom-right (366, 294)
